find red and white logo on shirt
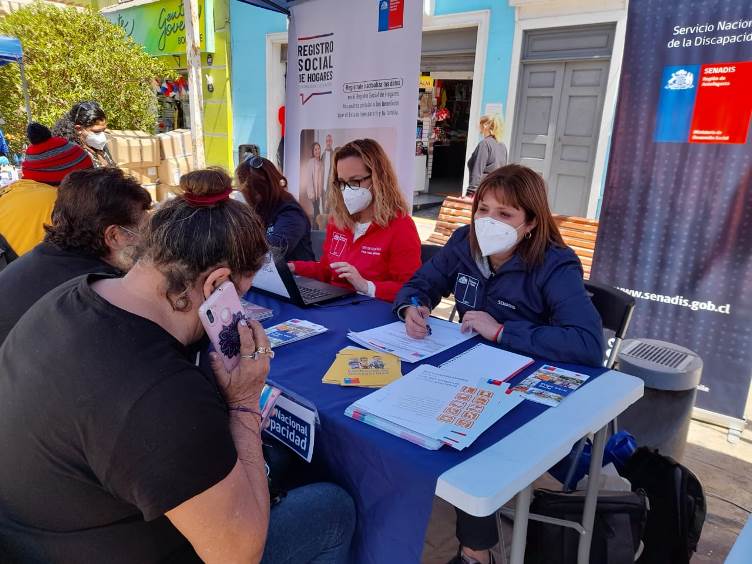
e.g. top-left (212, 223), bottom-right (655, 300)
top-left (330, 232), bottom-right (348, 257)
top-left (361, 245), bottom-right (382, 257)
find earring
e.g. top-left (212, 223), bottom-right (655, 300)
top-left (525, 231), bottom-right (532, 239)
top-left (170, 293), bottom-right (190, 312)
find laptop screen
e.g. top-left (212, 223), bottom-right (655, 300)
top-left (252, 252), bottom-right (291, 299)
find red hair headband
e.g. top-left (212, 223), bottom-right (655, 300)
top-left (182, 187), bottom-right (233, 207)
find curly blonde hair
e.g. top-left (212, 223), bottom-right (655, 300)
top-left (480, 114), bottom-right (503, 142)
top-left (326, 138), bottom-right (408, 230)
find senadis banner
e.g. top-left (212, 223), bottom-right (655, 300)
top-left (592, 0), bottom-right (752, 421)
top-left (283, 0), bottom-right (422, 228)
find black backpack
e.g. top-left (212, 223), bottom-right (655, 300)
top-left (525, 489), bottom-right (648, 564)
top-left (622, 447), bottom-right (706, 564)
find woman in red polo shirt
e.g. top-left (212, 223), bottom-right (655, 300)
top-left (290, 138), bottom-right (421, 302)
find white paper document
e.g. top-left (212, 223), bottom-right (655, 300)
top-left (347, 318), bottom-right (475, 363)
top-left (349, 364), bottom-right (523, 450)
top-left (440, 343), bottom-right (534, 385)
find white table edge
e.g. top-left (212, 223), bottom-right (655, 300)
top-left (435, 370), bottom-right (644, 516)
top-left (725, 514), bottom-right (752, 564)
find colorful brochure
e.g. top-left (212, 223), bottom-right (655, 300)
top-left (259, 384), bottom-right (282, 423)
top-left (322, 346), bottom-right (402, 388)
top-left (265, 319), bottom-right (327, 348)
top-left (510, 364), bottom-right (590, 406)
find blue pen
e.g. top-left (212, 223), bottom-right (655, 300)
top-left (410, 296), bottom-right (432, 335)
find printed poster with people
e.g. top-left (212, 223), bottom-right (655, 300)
top-left (284, 0), bottom-right (422, 228)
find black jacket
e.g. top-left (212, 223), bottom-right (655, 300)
top-left (266, 198), bottom-right (315, 261)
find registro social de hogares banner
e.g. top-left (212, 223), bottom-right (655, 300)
top-left (283, 0), bottom-right (422, 227)
top-left (592, 0), bottom-right (752, 420)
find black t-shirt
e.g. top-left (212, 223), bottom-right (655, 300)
top-left (0, 274), bottom-right (237, 563)
top-left (0, 241), bottom-right (121, 345)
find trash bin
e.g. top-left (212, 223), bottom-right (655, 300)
top-left (616, 338), bottom-right (703, 461)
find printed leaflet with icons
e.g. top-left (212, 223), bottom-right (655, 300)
top-left (323, 346), bottom-right (402, 388)
top-left (346, 344), bottom-right (533, 450)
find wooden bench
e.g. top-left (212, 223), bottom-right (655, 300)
top-left (425, 196), bottom-right (599, 279)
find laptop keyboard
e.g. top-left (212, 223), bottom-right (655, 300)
top-left (298, 285), bottom-right (330, 301)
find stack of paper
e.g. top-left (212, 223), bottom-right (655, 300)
top-left (347, 318), bottom-right (475, 363)
top-left (323, 347), bottom-right (402, 388)
top-left (265, 319), bottom-right (327, 348)
top-left (347, 364), bottom-right (524, 450)
top-left (510, 364), bottom-right (589, 406)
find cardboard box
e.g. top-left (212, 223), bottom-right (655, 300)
top-left (121, 165), bottom-right (159, 186)
top-left (156, 184), bottom-right (182, 202)
top-left (158, 155), bottom-right (195, 187)
top-left (157, 129), bottom-right (193, 160)
top-left (107, 130), bottom-right (160, 167)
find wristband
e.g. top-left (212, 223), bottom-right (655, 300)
top-left (494, 324), bottom-right (504, 343)
top-left (229, 405), bottom-right (263, 424)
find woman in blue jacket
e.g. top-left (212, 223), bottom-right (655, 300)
top-left (237, 155), bottom-right (315, 261)
top-left (394, 164), bottom-right (603, 564)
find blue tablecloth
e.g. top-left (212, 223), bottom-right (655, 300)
top-left (248, 292), bottom-right (607, 564)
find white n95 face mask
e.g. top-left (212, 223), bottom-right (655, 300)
top-left (474, 216), bottom-right (523, 257)
top-left (343, 187), bottom-right (373, 215)
top-left (85, 131), bottom-right (108, 151)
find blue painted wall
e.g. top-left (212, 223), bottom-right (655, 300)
top-left (230, 1), bottom-right (516, 162)
top-left (229, 2), bottom-right (286, 161)
top-left (434, 0), bottom-right (516, 116)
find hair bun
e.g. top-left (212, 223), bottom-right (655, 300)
top-left (180, 167), bottom-right (234, 207)
top-left (27, 122), bottom-right (52, 145)
top-left (179, 167), bottom-right (233, 197)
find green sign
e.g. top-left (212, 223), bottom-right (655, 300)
top-left (104, 0), bottom-right (215, 56)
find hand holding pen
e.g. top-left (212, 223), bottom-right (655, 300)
top-left (405, 296), bottom-right (432, 339)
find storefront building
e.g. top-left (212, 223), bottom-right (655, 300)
top-left (100, 0), bottom-right (235, 168)
top-left (230, 0), bottom-right (629, 219)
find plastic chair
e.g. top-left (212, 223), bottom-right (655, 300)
top-left (310, 230), bottom-right (326, 261)
top-left (420, 243), bottom-right (442, 265)
top-left (584, 280), bottom-right (636, 370)
top-left (561, 281), bottom-right (636, 490)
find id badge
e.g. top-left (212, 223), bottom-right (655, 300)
top-left (454, 273), bottom-right (480, 308)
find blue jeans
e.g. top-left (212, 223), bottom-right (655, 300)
top-left (262, 482), bottom-right (355, 564)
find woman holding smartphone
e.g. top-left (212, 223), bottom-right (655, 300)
top-left (290, 138), bottom-right (421, 302)
top-left (394, 164), bottom-right (603, 564)
top-left (0, 168), bottom-right (355, 563)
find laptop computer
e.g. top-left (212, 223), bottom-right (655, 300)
top-left (252, 252), bottom-right (356, 307)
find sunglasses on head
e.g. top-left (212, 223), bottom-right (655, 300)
top-left (245, 154), bottom-right (264, 169)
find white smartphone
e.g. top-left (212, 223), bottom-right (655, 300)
top-left (198, 281), bottom-right (246, 372)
